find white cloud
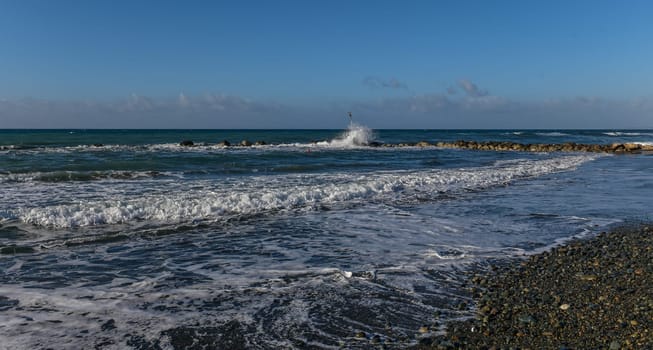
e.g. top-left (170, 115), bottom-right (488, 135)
top-left (458, 79), bottom-right (488, 97)
top-left (1, 89), bottom-right (652, 129)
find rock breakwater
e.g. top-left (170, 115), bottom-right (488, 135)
top-left (420, 140), bottom-right (653, 154)
top-left (175, 139), bottom-right (652, 153)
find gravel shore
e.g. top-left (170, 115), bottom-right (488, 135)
top-left (418, 224), bottom-right (653, 350)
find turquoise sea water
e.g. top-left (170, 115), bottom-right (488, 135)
top-left (1, 127), bottom-right (652, 349)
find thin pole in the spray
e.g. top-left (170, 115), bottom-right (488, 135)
top-left (348, 112), bottom-right (353, 126)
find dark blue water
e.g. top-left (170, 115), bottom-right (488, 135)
top-left (1, 127), bottom-right (652, 349)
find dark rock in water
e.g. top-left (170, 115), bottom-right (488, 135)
top-left (179, 140), bottom-right (194, 147)
top-left (92, 143), bottom-right (104, 147)
top-left (416, 141), bottom-right (431, 147)
top-left (240, 140), bottom-right (252, 147)
top-left (217, 140), bottom-right (231, 147)
top-left (254, 140), bottom-right (266, 146)
top-left (612, 143), bottom-right (626, 152)
top-left (368, 141), bottom-right (383, 147)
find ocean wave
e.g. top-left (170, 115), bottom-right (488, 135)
top-left (8, 154), bottom-right (598, 229)
top-left (603, 131), bottom-right (652, 137)
top-left (0, 170), bottom-right (176, 183)
top-left (0, 125), bottom-right (379, 155)
top-left (535, 132), bottom-right (569, 137)
top-left (0, 140), bottom-right (345, 155)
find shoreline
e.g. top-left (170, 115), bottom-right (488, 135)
top-left (417, 224), bottom-right (653, 349)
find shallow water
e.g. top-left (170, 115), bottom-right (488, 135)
top-left (0, 127), bottom-right (652, 349)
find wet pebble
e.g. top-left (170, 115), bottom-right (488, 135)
top-left (415, 224), bottom-right (653, 349)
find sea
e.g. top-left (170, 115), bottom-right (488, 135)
top-left (1, 127), bottom-right (652, 349)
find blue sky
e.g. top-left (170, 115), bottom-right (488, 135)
top-left (1, 0), bottom-right (652, 128)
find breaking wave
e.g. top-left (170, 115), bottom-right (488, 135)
top-left (535, 132), bottom-right (569, 137)
top-left (603, 131), bottom-right (653, 137)
top-left (0, 170), bottom-right (174, 183)
top-left (318, 123), bottom-right (376, 147)
top-left (7, 154), bottom-right (598, 229)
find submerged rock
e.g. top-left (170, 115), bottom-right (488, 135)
top-left (217, 140), bottom-right (231, 147)
top-left (179, 140), bottom-right (194, 147)
top-left (240, 140), bottom-right (253, 147)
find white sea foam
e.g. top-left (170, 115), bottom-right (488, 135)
top-left (0, 170), bottom-right (178, 183)
top-left (535, 132), bottom-right (569, 137)
top-left (10, 154), bottom-right (598, 229)
top-left (603, 131), bottom-right (653, 137)
top-left (0, 283), bottom-right (185, 349)
top-left (0, 143), bottom-right (234, 155)
top-left (317, 123), bottom-right (375, 148)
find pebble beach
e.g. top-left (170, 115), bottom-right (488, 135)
top-left (419, 224), bottom-right (653, 350)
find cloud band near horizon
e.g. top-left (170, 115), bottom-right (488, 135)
top-left (1, 80), bottom-right (652, 129)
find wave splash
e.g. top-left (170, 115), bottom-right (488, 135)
top-left (320, 123), bottom-right (376, 147)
